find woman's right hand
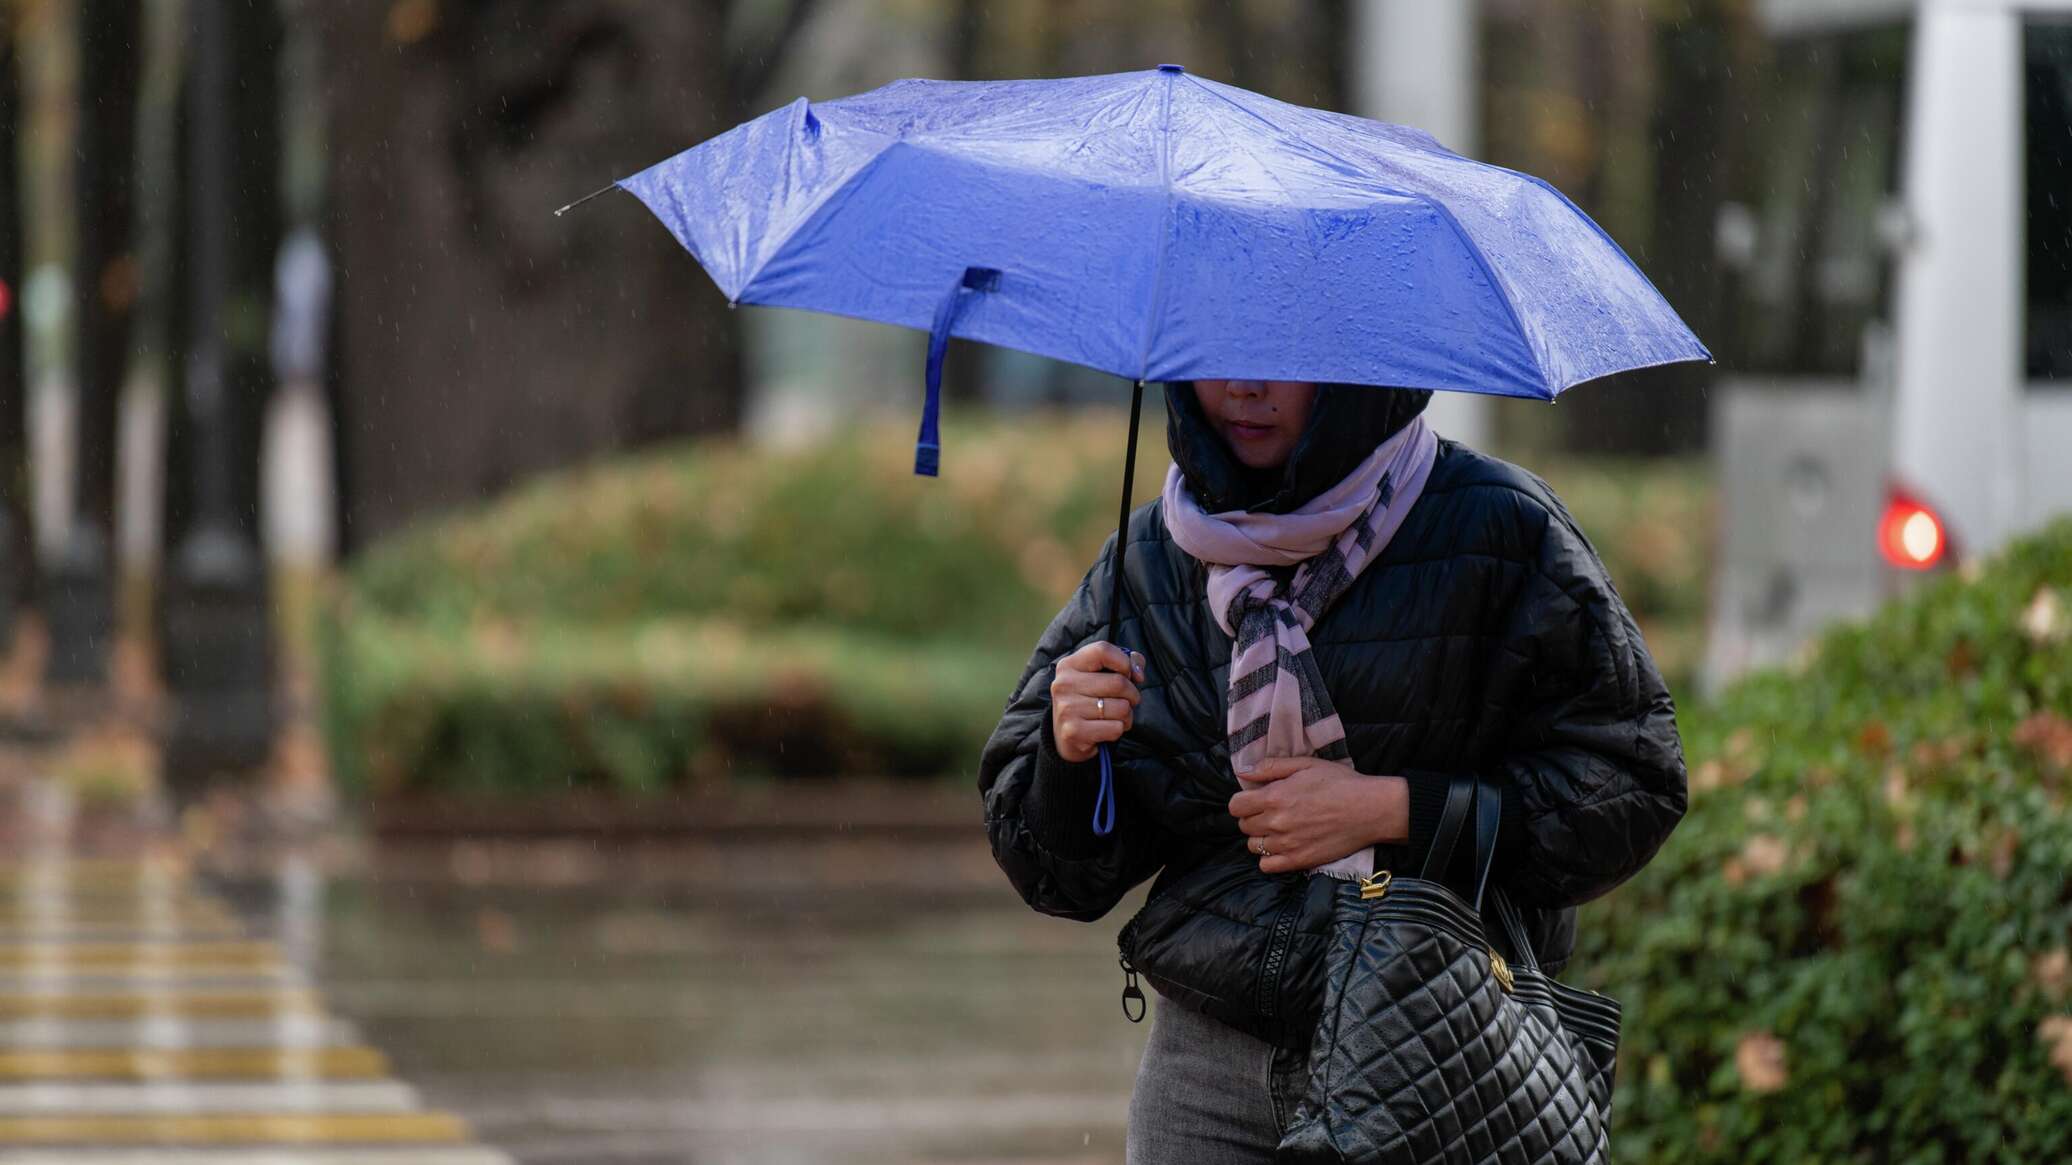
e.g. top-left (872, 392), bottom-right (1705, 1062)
top-left (1049, 641), bottom-right (1147, 763)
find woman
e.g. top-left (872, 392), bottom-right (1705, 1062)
top-left (976, 378), bottom-right (1687, 1162)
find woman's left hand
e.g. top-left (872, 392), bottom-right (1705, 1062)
top-left (1228, 757), bottom-right (1409, 874)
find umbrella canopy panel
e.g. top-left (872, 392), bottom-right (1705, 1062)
top-left (618, 65), bottom-right (1709, 402)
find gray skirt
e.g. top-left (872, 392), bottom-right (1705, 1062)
top-left (1126, 993), bottom-right (1312, 1164)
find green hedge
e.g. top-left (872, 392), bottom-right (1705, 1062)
top-left (318, 412), bottom-right (1713, 795)
top-left (342, 412), bottom-right (1165, 648)
top-left (317, 608), bottom-right (1023, 794)
top-left (1580, 517), bottom-right (2072, 1163)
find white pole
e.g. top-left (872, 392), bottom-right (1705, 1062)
top-left (1351, 0), bottom-right (1493, 451)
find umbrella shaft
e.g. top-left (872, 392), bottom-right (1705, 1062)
top-left (1105, 379), bottom-right (1146, 648)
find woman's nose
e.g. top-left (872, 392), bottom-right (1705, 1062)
top-left (1224, 379), bottom-right (1266, 397)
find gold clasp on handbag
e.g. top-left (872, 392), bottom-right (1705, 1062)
top-left (1358, 870), bottom-right (1392, 900)
top-left (1489, 949), bottom-right (1514, 993)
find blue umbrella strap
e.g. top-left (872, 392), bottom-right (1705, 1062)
top-left (1093, 745), bottom-right (1118, 836)
top-left (916, 266), bottom-right (1001, 476)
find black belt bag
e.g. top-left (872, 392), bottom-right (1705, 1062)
top-left (1276, 774), bottom-right (1622, 1164)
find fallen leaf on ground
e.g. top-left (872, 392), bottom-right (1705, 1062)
top-left (2033, 949), bottom-right (2070, 1001)
top-left (1735, 1031), bottom-right (1788, 1093)
top-left (2021, 587), bottom-right (2066, 644)
top-left (2039, 1016), bottom-right (2072, 1085)
top-left (1740, 834), bottom-right (1791, 877)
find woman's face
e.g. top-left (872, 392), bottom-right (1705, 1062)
top-left (1192, 380), bottom-right (1318, 470)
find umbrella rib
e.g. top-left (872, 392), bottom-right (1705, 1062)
top-left (1411, 193), bottom-right (1552, 397)
top-left (1179, 74), bottom-right (1552, 393)
top-left (1179, 74), bottom-right (1409, 195)
top-left (724, 130), bottom-right (901, 305)
top-left (1134, 68), bottom-right (1180, 379)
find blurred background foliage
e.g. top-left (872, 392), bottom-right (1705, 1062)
top-left (1580, 518), bottom-right (2072, 1162)
top-left (318, 412), bottom-right (1714, 796)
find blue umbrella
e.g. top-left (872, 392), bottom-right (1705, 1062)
top-left (571, 64), bottom-right (1710, 836)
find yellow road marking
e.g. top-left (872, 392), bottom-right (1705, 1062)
top-left (0, 857), bottom-right (189, 874)
top-left (0, 905), bottom-right (238, 926)
top-left (0, 920), bottom-right (248, 936)
top-left (0, 990), bottom-right (321, 1020)
top-left (0, 942), bottom-right (281, 969)
top-left (0, 869), bottom-right (191, 890)
top-left (0, 1111), bottom-right (471, 1144)
top-left (0, 1047), bottom-right (391, 1081)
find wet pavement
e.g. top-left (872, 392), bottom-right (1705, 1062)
top-left (1, 770), bottom-right (1155, 1164)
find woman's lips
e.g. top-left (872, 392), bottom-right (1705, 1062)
top-left (1227, 420), bottom-right (1275, 441)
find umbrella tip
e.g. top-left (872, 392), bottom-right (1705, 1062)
top-left (552, 183), bottom-right (619, 218)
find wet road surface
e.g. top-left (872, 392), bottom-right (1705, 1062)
top-left (209, 834), bottom-right (1155, 1165)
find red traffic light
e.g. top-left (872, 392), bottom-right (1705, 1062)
top-left (1878, 488), bottom-right (1949, 571)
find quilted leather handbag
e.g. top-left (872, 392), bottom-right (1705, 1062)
top-left (1276, 774), bottom-right (1622, 1164)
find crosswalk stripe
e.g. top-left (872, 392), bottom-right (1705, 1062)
top-left (0, 943), bottom-right (282, 969)
top-left (0, 870), bottom-right (191, 887)
top-left (0, 1047), bottom-right (390, 1081)
top-left (0, 1017), bottom-right (360, 1050)
top-left (0, 969), bottom-right (307, 991)
top-left (0, 991), bottom-right (322, 1020)
top-left (0, 1111), bottom-right (472, 1144)
top-left (0, 1080), bottom-right (420, 1115)
top-left (0, 1148), bottom-right (516, 1164)
top-left (0, 905), bottom-right (237, 925)
top-left (0, 858), bottom-right (190, 877)
top-left (0, 922), bottom-right (250, 942)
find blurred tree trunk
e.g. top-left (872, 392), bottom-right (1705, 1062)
top-left (1195, 0), bottom-right (1348, 107)
top-left (70, 0), bottom-right (140, 543)
top-left (1559, 2), bottom-right (1734, 457)
top-left (155, 0), bottom-right (278, 796)
top-left (46, 0), bottom-right (141, 685)
top-left (948, 0), bottom-right (983, 81)
top-left (0, 20), bottom-right (26, 636)
top-left (321, 0), bottom-right (817, 553)
top-left (1205, 0), bottom-right (1259, 91)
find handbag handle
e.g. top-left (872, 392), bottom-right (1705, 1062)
top-left (1418, 776), bottom-right (1476, 881)
top-left (1468, 774), bottom-right (1542, 973)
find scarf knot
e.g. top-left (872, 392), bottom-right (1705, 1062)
top-left (1159, 414), bottom-right (1439, 881)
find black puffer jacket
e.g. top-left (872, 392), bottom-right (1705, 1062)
top-left (976, 436), bottom-right (1687, 1050)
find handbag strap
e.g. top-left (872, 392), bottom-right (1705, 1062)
top-left (1418, 776), bottom-right (1476, 881)
top-left (1468, 775), bottom-right (1500, 913)
top-left (1469, 774), bottom-right (1542, 972)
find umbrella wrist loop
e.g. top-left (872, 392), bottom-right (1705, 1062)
top-left (916, 266), bottom-right (1000, 477)
top-left (1094, 745), bottom-right (1118, 836)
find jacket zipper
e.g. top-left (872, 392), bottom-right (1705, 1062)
top-left (1117, 910), bottom-right (1147, 1022)
top-left (1253, 878), bottom-right (1304, 1044)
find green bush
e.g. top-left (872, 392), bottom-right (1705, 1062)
top-left (319, 412), bottom-right (1713, 795)
top-left (1579, 518), bottom-right (2072, 1163)
top-left (319, 608), bottom-right (1029, 794)
top-left (343, 411), bottom-right (1165, 649)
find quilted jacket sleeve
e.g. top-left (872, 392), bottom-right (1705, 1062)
top-left (1410, 486), bottom-right (1689, 911)
top-left (977, 533), bottom-right (1169, 923)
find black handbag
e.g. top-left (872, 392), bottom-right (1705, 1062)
top-left (1276, 774), bottom-right (1622, 1164)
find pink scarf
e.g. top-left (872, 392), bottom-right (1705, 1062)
top-left (1159, 415), bottom-right (1438, 880)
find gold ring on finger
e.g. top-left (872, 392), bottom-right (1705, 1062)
top-left (1096, 698), bottom-right (1106, 717)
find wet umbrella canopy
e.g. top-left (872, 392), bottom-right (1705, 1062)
top-left (584, 64), bottom-right (1710, 834)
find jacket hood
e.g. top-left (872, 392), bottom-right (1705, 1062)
top-left (1164, 381), bottom-right (1435, 515)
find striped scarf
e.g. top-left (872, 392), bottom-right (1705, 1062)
top-left (1159, 414), bottom-right (1439, 881)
